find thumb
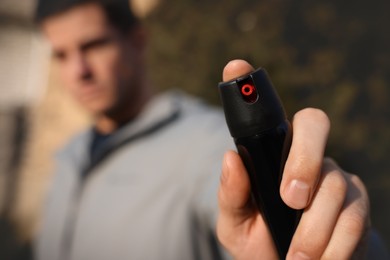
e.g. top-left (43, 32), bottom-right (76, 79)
top-left (222, 59), bottom-right (255, 82)
top-left (218, 150), bottom-right (252, 219)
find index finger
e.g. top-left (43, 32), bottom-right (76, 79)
top-left (280, 108), bottom-right (331, 209)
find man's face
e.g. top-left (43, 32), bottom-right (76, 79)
top-left (42, 3), bottom-right (144, 117)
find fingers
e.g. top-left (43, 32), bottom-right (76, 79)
top-left (287, 159), bottom-right (370, 260)
top-left (321, 171), bottom-right (370, 259)
top-left (281, 108), bottom-right (331, 209)
top-left (287, 158), bottom-right (347, 259)
top-left (222, 59), bottom-right (255, 82)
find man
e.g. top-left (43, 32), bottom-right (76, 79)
top-left (34, 0), bottom-right (382, 259)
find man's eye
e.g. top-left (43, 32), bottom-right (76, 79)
top-left (83, 38), bottom-right (111, 52)
top-left (53, 51), bottom-right (66, 61)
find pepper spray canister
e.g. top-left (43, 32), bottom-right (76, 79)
top-left (218, 68), bottom-right (302, 258)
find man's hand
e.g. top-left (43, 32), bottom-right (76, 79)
top-left (217, 60), bottom-right (370, 259)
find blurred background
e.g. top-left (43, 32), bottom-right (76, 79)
top-left (0, 0), bottom-right (388, 259)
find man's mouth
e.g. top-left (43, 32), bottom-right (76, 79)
top-left (78, 84), bottom-right (103, 101)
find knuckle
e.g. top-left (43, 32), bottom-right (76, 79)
top-left (349, 174), bottom-right (367, 195)
top-left (347, 173), bottom-right (370, 215)
top-left (343, 204), bottom-right (369, 239)
top-left (342, 209), bottom-right (367, 238)
top-left (321, 252), bottom-right (338, 260)
top-left (323, 156), bottom-right (337, 166)
top-left (291, 239), bottom-right (323, 260)
top-left (288, 154), bottom-right (321, 181)
top-left (318, 168), bottom-right (347, 201)
top-left (350, 174), bottom-right (363, 185)
top-left (326, 170), bottom-right (348, 196)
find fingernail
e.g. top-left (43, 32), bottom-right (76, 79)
top-left (292, 251), bottom-right (311, 260)
top-left (286, 179), bottom-right (310, 208)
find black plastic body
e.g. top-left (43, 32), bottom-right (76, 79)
top-left (218, 68), bottom-right (302, 258)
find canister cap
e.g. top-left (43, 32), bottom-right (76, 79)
top-left (218, 68), bottom-right (287, 138)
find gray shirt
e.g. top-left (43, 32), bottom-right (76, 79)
top-left (36, 91), bottom-right (234, 260)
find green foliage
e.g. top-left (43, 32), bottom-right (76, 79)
top-left (145, 0), bottom-right (390, 247)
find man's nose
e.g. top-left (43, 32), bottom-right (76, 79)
top-left (69, 53), bottom-right (92, 81)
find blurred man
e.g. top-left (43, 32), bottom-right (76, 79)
top-left (34, 0), bottom-right (381, 259)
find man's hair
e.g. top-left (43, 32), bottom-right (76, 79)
top-left (35, 0), bottom-right (139, 32)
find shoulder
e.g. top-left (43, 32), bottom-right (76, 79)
top-left (173, 91), bottom-right (230, 139)
top-left (165, 90), bottom-right (234, 173)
